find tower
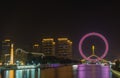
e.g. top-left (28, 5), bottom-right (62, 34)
top-left (10, 44), bottom-right (14, 64)
top-left (92, 45), bottom-right (95, 55)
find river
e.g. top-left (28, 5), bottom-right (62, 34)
top-left (0, 64), bottom-right (117, 78)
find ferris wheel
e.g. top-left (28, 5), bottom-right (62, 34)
top-left (79, 32), bottom-right (109, 62)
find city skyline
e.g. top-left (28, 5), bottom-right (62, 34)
top-left (0, 34), bottom-right (116, 60)
top-left (0, 1), bottom-right (120, 60)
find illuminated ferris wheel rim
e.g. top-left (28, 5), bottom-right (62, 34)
top-left (79, 32), bottom-right (109, 61)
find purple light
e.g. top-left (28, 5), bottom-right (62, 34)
top-left (79, 32), bottom-right (109, 61)
top-left (101, 66), bottom-right (110, 78)
top-left (77, 64), bottom-right (110, 78)
top-left (78, 64), bottom-right (86, 78)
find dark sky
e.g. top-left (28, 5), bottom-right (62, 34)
top-left (0, 1), bottom-right (120, 60)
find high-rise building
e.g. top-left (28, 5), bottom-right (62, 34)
top-left (42, 38), bottom-right (55, 56)
top-left (56, 38), bottom-right (72, 59)
top-left (1, 39), bottom-right (12, 63)
top-left (2, 39), bottom-right (11, 54)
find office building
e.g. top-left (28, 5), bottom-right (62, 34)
top-left (42, 38), bottom-right (55, 56)
top-left (1, 39), bottom-right (12, 63)
top-left (56, 38), bottom-right (72, 59)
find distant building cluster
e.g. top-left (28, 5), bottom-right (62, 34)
top-left (0, 38), bottom-right (73, 64)
top-left (34, 38), bottom-right (73, 59)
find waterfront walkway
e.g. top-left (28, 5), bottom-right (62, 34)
top-left (111, 69), bottom-right (120, 78)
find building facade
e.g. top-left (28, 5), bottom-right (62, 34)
top-left (42, 38), bottom-right (55, 56)
top-left (56, 38), bottom-right (72, 59)
top-left (1, 39), bottom-right (12, 63)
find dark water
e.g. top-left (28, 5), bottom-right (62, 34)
top-left (0, 64), bottom-right (116, 78)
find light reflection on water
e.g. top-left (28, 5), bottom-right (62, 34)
top-left (77, 64), bottom-right (110, 78)
top-left (0, 68), bottom-right (39, 78)
top-left (4, 70), bottom-right (14, 78)
top-left (0, 64), bottom-right (114, 78)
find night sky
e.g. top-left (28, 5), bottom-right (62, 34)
top-left (0, 1), bottom-right (120, 60)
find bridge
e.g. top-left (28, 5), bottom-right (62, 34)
top-left (15, 48), bottom-right (45, 57)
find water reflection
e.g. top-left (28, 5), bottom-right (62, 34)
top-left (72, 65), bottom-right (78, 78)
top-left (16, 70), bottom-right (22, 78)
top-left (77, 64), bottom-right (110, 78)
top-left (9, 70), bottom-right (14, 78)
top-left (4, 70), bottom-right (14, 78)
top-left (0, 64), bottom-right (114, 78)
top-left (31, 69), bottom-right (35, 78)
top-left (0, 68), bottom-right (40, 78)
